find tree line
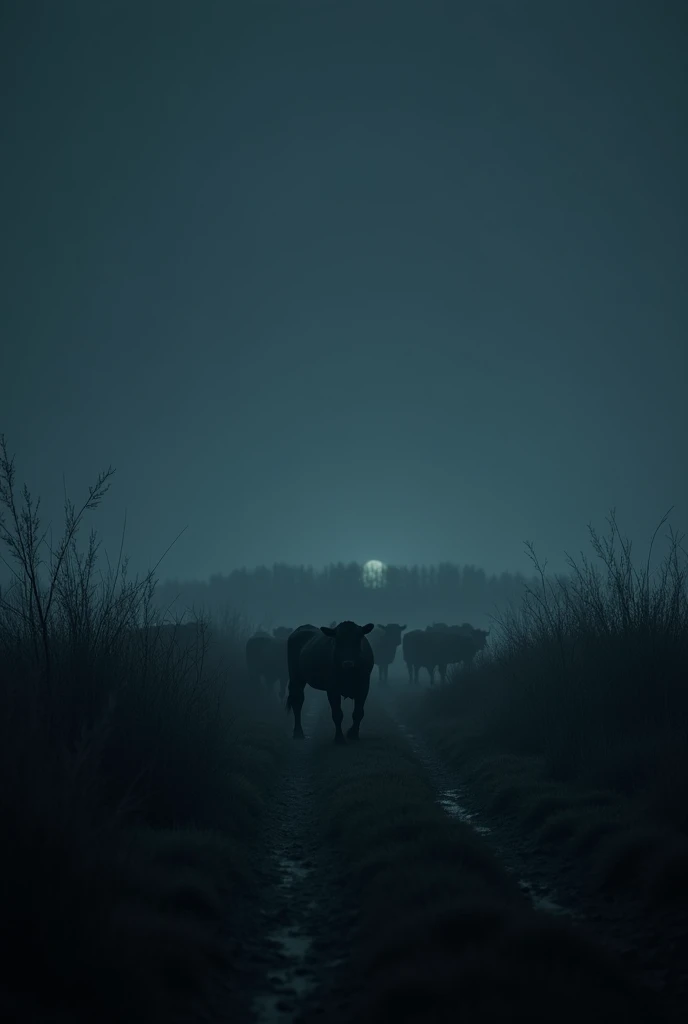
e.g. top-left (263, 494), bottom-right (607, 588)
top-left (153, 562), bottom-right (536, 632)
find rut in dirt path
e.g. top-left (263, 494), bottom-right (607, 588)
top-left (383, 695), bottom-right (571, 918)
top-left (242, 701), bottom-right (358, 1024)
top-left (380, 682), bottom-right (688, 1017)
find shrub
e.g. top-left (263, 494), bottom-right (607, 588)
top-left (0, 437), bottom-right (281, 1017)
top-left (421, 509), bottom-right (688, 819)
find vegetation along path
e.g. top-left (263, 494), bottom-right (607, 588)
top-left (386, 682), bottom-right (688, 1022)
top-left (225, 687), bottom-right (678, 1024)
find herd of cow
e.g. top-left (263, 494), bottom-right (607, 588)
top-left (246, 620), bottom-right (490, 743)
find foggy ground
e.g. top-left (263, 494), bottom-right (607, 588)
top-left (3, 1), bottom-right (687, 1019)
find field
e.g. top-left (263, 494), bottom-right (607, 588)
top-left (1, 446), bottom-right (686, 1022)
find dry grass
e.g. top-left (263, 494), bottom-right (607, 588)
top-left (0, 439), bottom-right (287, 1021)
top-left (411, 510), bottom-right (688, 912)
top-left (420, 511), bottom-right (688, 798)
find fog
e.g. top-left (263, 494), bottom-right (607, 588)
top-left (2, 0), bottom-right (686, 585)
top-left (154, 560), bottom-right (529, 632)
top-left (2, 5), bottom-right (688, 1020)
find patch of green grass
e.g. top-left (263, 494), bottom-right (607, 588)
top-left (572, 816), bottom-right (624, 857)
top-left (537, 809), bottom-right (581, 844)
top-left (594, 828), bottom-right (669, 892)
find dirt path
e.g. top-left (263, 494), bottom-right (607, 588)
top-left (381, 681), bottom-right (688, 1020)
top-left (204, 680), bottom-right (681, 1023)
top-left (222, 699), bottom-right (360, 1024)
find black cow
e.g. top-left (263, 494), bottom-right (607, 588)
top-left (368, 623), bottom-right (407, 685)
top-left (245, 626), bottom-right (293, 698)
top-left (403, 628), bottom-right (438, 684)
top-left (286, 620), bottom-right (374, 743)
top-left (403, 624), bottom-right (490, 684)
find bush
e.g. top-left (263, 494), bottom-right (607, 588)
top-left (0, 437), bottom-right (282, 1019)
top-left (421, 510), bottom-right (688, 819)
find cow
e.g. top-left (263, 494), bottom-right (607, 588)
top-left (245, 626), bottom-right (293, 698)
top-left (403, 628), bottom-right (441, 684)
top-left (404, 624), bottom-right (490, 684)
top-left (286, 620), bottom-right (374, 743)
top-left (453, 625), bottom-right (489, 668)
top-left (443, 624), bottom-right (490, 668)
top-left (368, 623), bottom-right (407, 685)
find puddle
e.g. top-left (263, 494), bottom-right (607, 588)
top-left (438, 787), bottom-right (492, 835)
top-left (251, 707), bottom-right (322, 1024)
top-left (517, 879), bottom-right (572, 917)
top-left (278, 856), bottom-right (311, 887)
top-left (393, 715), bottom-right (577, 923)
top-left (267, 927), bottom-right (312, 960)
top-left (267, 967), bottom-right (315, 996)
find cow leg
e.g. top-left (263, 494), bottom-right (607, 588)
top-left (427, 665), bottom-right (434, 686)
top-left (289, 683), bottom-right (306, 739)
top-left (327, 690), bottom-right (345, 744)
top-left (347, 688), bottom-right (368, 740)
top-left (406, 660), bottom-right (412, 683)
top-left (439, 663), bottom-right (447, 685)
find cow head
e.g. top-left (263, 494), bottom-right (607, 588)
top-left (321, 620), bottom-right (374, 673)
top-left (375, 623), bottom-right (407, 647)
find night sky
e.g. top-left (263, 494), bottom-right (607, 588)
top-left (2, 0), bottom-right (686, 582)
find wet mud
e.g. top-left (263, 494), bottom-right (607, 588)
top-left (228, 701), bottom-right (359, 1024)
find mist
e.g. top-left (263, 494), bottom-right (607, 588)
top-left (2, 0), bottom-right (686, 586)
top-left (2, 2), bottom-right (687, 1023)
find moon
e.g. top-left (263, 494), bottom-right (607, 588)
top-left (362, 559), bottom-right (386, 588)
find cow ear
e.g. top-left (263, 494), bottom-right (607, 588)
top-left (361, 622), bottom-right (375, 634)
top-left (321, 626), bottom-right (336, 637)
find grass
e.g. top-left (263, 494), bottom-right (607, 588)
top-left (0, 438), bottom-right (288, 1022)
top-left (310, 703), bottom-right (666, 1024)
top-left (411, 509), bottom-right (688, 911)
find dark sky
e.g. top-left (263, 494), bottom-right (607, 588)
top-left (2, 0), bottom-right (686, 581)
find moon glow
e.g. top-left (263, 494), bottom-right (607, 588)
top-left (362, 559), bottom-right (386, 588)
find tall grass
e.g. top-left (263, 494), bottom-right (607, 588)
top-left (422, 510), bottom-right (688, 827)
top-left (0, 437), bottom-right (282, 1020)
